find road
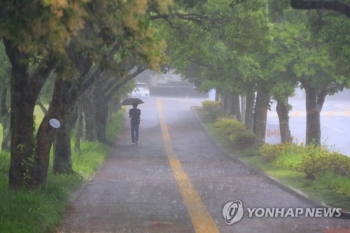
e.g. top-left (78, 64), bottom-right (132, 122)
top-left (59, 97), bottom-right (350, 233)
top-left (267, 97), bottom-right (350, 156)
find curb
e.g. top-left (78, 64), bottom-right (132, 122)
top-left (69, 169), bottom-right (101, 203)
top-left (190, 106), bottom-right (350, 219)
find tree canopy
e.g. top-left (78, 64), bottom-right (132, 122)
top-left (2, 0), bottom-right (350, 189)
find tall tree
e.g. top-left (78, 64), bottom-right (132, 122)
top-left (267, 9), bottom-right (346, 145)
top-left (0, 0), bottom-right (88, 189)
top-left (0, 41), bottom-right (11, 151)
top-left (158, 0), bottom-right (271, 130)
top-left (1, 0), bottom-right (171, 188)
top-left (45, 0), bottom-right (170, 176)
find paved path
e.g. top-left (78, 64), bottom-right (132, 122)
top-left (59, 97), bottom-right (350, 233)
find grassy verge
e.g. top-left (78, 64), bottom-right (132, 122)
top-left (197, 107), bottom-right (350, 212)
top-left (106, 108), bottom-right (126, 144)
top-left (0, 108), bottom-right (126, 233)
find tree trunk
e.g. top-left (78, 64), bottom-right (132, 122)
top-left (254, 89), bottom-right (270, 145)
top-left (37, 44), bottom-right (100, 176)
top-left (276, 97), bottom-right (291, 143)
top-left (37, 69), bottom-right (94, 176)
top-left (35, 42), bottom-right (115, 179)
top-left (109, 96), bottom-right (121, 122)
top-left (74, 100), bottom-right (83, 155)
top-left (215, 90), bottom-right (220, 101)
top-left (36, 76), bottom-right (74, 179)
top-left (5, 40), bottom-right (38, 188)
top-left (82, 88), bottom-right (97, 141)
top-left (93, 94), bottom-right (110, 143)
top-left (245, 89), bottom-right (255, 132)
top-left (219, 94), bottom-right (228, 113)
top-left (4, 38), bottom-right (55, 188)
top-left (0, 87), bottom-right (11, 151)
top-left (226, 94), bottom-right (232, 114)
top-left (245, 88), bottom-right (255, 132)
top-left (303, 84), bottom-right (327, 145)
top-left (108, 97), bottom-right (120, 123)
top-left (52, 84), bottom-right (80, 174)
top-left (53, 120), bottom-right (73, 175)
top-left (108, 102), bottom-right (112, 124)
top-left (230, 92), bottom-right (241, 121)
top-left (29, 42), bottom-right (121, 180)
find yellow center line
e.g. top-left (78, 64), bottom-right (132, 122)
top-left (324, 111), bottom-right (336, 117)
top-left (338, 106), bottom-right (350, 111)
top-left (290, 111), bottom-right (303, 117)
top-left (337, 106), bottom-right (350, 116)
top-left (156, 98), bottom-right (220, 233)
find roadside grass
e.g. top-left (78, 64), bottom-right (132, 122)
top-left (106, 107), bottom-right (126, 144)
top-left (273, 152), bottom-right (303, 172)
top-left (242, 156), bottom-right (350, 211)
top-left (0, 171), bottom-right (82, 233)
top-left (0, 108), bottom-right (126, 233)
top-left (71, 108), bottom-right (126, 180)
top-left (197, 107), bottom-right (350, 212)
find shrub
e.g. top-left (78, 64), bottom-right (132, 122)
top-left (241, 148), bottom-right (261, 157)
top-left (302, 147), bottom-right (350, 180)
top-left (272, 142), bottom-right (304, 171)
top-left (259, 142), bottom-right (308, 166)
top-left (214, 116), bottom-right (245, 135)
top-left (214, 116), bottom-right (255, 149)
top-left (274, 153), bottom-right (303, 172)
top-left (313, 172), bottom-right (350, 197)
top-left (201, 100), bottom-right (222, 121)
top-left (230, 130), bottom-right (256, 149)
top-left (259, 143), bottom-right (280, 163)
top-left (325, 152), bottom-right (350, 177)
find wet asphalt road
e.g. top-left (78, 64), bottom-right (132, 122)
top-left (60, 97), bottom-right (350, 233)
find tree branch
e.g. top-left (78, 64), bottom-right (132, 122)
top-left (78, 42), bottom-right (121, 94)
top-left (105, 66), bottom-right (146, 98)
top-left (149, 14), bottom-right (169, 20)
top-left (28, 60), bottom-right (55, 96)
top-left (191, 60), bottom-right (213, 69)
top-left (36, 98), bottom-right (48, 115)
top-left (79, 66), bottom-right (103, 95)
top-left (291, 0), bottom-right (350, 18)
top-left (173, 13), bottom-right (204, 23)
top-left (316, 88), bottom-right (328, 110)
top-left (150, 12), bottom-right (212, 24)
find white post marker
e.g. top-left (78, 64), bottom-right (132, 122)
top-left (49, 118), bottom-right (61, 128)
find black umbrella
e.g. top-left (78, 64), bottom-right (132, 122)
top-left (121, 98), bottom-right (144, 106)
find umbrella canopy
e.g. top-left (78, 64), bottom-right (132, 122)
top-left (121, 98), bottom-right (144, 106)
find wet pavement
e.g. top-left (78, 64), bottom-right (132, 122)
top-left (59, 97), bottom-right (350, 233)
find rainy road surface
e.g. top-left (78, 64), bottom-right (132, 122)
top-left (59, 97), bottom-right (350, 233)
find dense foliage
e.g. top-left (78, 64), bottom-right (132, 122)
top-left (0, 0), bottom-right (349, 198)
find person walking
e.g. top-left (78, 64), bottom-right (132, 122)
top-left (129, 103), bottom-right (141, 144)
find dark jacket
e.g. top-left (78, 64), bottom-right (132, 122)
top-left (129, 108), bottom-right (141, 124)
